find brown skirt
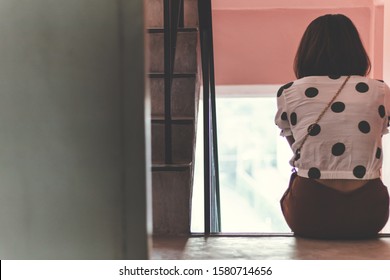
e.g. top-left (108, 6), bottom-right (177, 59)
top-left (281, 174), bottom-right (390, 239)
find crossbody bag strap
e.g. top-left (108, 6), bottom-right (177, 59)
top-left (292, 75), bottom-right (351, 171)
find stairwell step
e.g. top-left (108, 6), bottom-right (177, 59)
top-left (150, 76), bottom-right (197, 119)
top-left (147, 27), bottom-right (198, 33)
top-left (148, 73), bottom-right (196, 78)
top-left (152, 163), bottom-right (192, 172)
top-left (147, 32), bottom-right (197, 73)
top-left (152, 166), bottom-right (192, 235)
top-left (145, 0), bottom-right (198, 28)
top-left (151, 117), bottom-right (194, 124)
top-left (151, 122), bottom-right (194, 164)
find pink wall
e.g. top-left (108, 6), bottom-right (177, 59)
top-left (212, 3), bottom-right (383, 85)
top-left (372, 5), bottom-right (384, 79)
top-left (212, 0), bottom-right (375, 9)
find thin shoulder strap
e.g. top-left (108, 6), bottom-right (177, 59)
top-left (292, 75), bottom-right (351, 169)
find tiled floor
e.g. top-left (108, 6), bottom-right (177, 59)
top-left (152, 235), bottom-right (390, 260)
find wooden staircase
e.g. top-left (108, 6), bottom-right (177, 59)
top-left (145, 0), bottom-right (200, 235)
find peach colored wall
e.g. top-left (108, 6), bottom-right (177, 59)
top-left (212, 8), bottom-right (372, 85)
top-left (372, 5), bottom-right (384, 79)
top-left (212, 0), bottom-right (374, 10)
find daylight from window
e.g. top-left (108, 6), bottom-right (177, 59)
top-left (191, 88), bottom-right (292, 233)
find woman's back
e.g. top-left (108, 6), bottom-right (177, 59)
top-left (276, 75), bottom-right (390, 182)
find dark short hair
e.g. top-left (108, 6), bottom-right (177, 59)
top-left (294, 14), bottom-right (371, 78)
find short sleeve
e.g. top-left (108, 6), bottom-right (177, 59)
top-left (275, 85), bottom-right (292, 137)
top-left (383, 83), bottom-right (390, 135)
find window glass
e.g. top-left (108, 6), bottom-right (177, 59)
top-left (192, 95), bottom-right (291, 232)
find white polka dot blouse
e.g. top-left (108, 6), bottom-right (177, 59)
top-left (275, 75), bottom-right (390, 180)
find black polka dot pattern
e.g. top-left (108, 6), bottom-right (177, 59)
top-left (356, 82), bottom-right (369, 93)
top-left (332, 143), bottom-right (345, 156)
top-left (284, 82), bottom-right (293, 89)
top-left (358, 121), bottom-right (370, 133)
top-left (331, 102), bottom-right (345, 113)
top-left (277, 87), bottom-right (283, 97)
top-left (376, 148), bottom-right (382, 159)
top-left (308, 124), bottom-right (321, 136)
top-left (277, 82), bottom-right (294, 97)
top-left (290, 113), bottom-right (297, 126)
top-left (353, 165), bottom-right (366, 178)
top-left (378, 105), bottom-right (386, 118)
top-left (308, 168), bottom-right (321, 179)
top-left (305, 87), bottom-right (319, 98)
top-left (276, 77), bottom-right (385, 180)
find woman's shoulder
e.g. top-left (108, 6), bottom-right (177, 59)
top-left (289, 75), bottom-right (388, 88)
top-left (349, 76), bottom-right (390, 95)
top-left (277, 81), bottom-right (295, 97)
top-left (279, 76), bottom-right (343, 89)
top-left (349, 75), bottom-right (385, 85)
top-left (287, 75), bottom-right (386, 83)
top-left (277, 76), bottom-right (390, 97)
top-left (277, 76), bottom-right (340, 96)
